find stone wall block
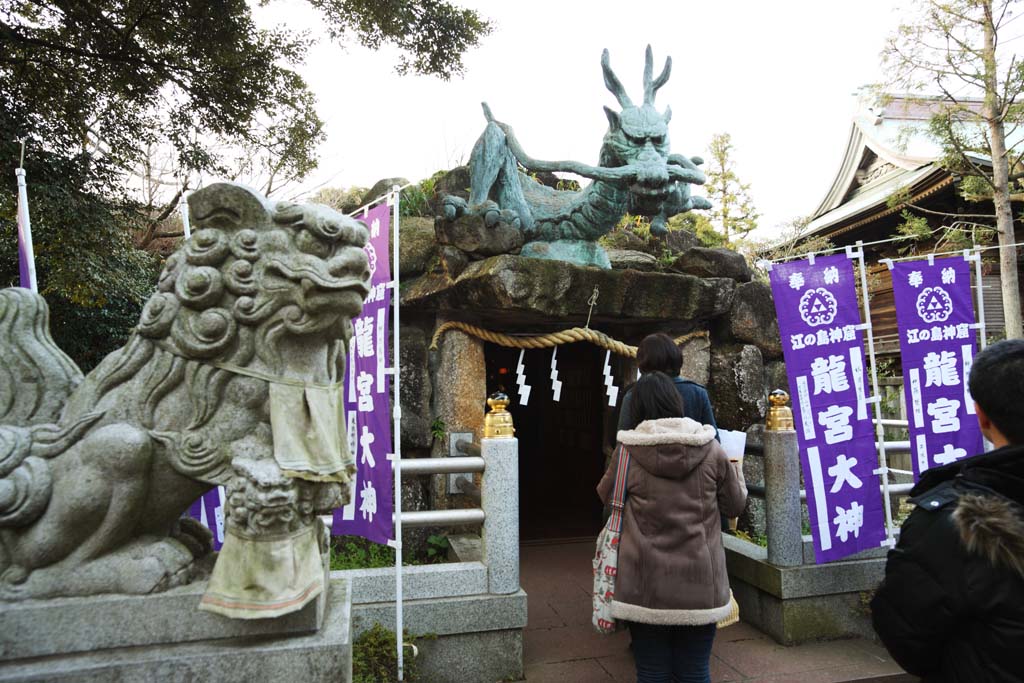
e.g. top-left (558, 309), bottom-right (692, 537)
top-left (709, 343), bottom-right (767, 431)
top-left (429, 325), bottom-right (486, 507)
top-left (399, 216), bottom-right (437, 278)
top-left (670, 246), bottom-right (752, 282)
top-left (728, 281), bottom-right (782, 358)
top-left (679, 334), bottom-right (711, 386)
top-left (402, 255), bottom-right (737, 324)
top-left (435, 214), bottom-right (524, 258)
top-left (606, 248), bottom-right (659, 271)
top-left (400, 325), bottom-right (434, 451)
top-left (764, 360), bottom-right (789, 396)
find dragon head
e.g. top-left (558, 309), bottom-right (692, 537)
top-left (599, 46), bottom-right (677, 216)
top-left (135, 183), bottom-right (371, 365)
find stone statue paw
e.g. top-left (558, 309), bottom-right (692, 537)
top-left (171, 516), bottom-right (214, 559)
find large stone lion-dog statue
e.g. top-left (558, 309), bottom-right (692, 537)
top-left (0, 183), bottom-right (370, 616)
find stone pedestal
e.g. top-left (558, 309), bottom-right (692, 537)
top-left (0, 579), bottom-right (352, 683)
top-left (764, 429), bottom-right (803, 567)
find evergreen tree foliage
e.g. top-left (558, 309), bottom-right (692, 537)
top-left (703, 132), bottom-right (759, 246)
top-left (0, 0), bottom-right (490, 368)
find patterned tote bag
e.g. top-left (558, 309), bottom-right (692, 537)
top-left (592, 445), bottom-right (631, 635)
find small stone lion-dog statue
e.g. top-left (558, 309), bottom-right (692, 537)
top-left (0, 183), bottom-right (370, 617)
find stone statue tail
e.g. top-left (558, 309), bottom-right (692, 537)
top-left (0, 288), bottom-right (83, 427)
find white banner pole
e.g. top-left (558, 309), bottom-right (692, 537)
top-left (851, 242), bottom-right (896, 548)
top-left (14, 139), bottom-right (37, 292)
top-left (179, 190), bottom-right (192, 240)
top-left (971, 246), bottom-right (986, 349)
top-left (391, 185), bottom-right (404, 682)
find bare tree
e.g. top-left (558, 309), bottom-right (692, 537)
top-left (882, 0), bottom-right (1024, 338)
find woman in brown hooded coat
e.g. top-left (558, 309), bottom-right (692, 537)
top-left (598, 371), bottom-right (746, 683)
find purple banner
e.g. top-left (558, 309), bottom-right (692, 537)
top-left (769, 254), bottom-right (887, 563)
top-left (188, 486), bottom-right (225, 551)
top-left (332, 202), bottom-right (394, 545)
top-left (891, 258), bottom-right (983, 479)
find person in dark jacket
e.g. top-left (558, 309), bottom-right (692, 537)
top-left (870, 339), bottom-right (1024, 682)
top-left (618, 333), bottom-right (719, 441)
top-left (599, 372), bottom-right (746, 683)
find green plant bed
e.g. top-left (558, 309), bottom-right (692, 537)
top-left (330, 534), bottom-right (452, 570)
top-left (330, 536), bottom-right (399, 570)
top-left (353, 624), bottom-right (433, 683)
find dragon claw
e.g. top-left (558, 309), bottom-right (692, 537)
top-left (442, 196), bottom-right (468, 220)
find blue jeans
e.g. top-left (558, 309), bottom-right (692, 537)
top-left (629, 622), bottom-right (716, 683)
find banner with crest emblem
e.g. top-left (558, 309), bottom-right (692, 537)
top-left (769, 253), bottom-right (887, 563)
top-left (890, 257), bottom-right (983, 480)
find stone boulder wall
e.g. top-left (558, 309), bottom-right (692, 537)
top-left (670, 246), bottom-right (752, 283)
top-left (429, 325), bottom-right (487, 508)
top-left (361, 177), bottom-right (410, 207)
top-left (430, 166), bottom-right (471, 215)
top-left (725, 281), bottom-right (782, 359)
top-left (679, 334), bottom-right (711, 386)
top-left (665, 228), bottom-right (700, 254)
top-left (607, 248), bottom-right (659, 271)
top-left (427, 245), bottom-right (470, 280)
top-left (709, 343), bottom-right (767, 431)
top-left (764, 359), bottom-right (789, 397)
top-left (402, 254), bottom-right (736, 324)
top-left (399, 325), bottom-right (434, 450)
top-left (435, 214), bottom-right (524, 259)
top-left (399, 216), bottom-right (437, 278)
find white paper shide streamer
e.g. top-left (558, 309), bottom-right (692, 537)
top-left (516, 349), bottom-right (531, 405)
top-left (603, 350), bottom-right (618, 407)
top-left (550, 348), bottom-right (562, 401)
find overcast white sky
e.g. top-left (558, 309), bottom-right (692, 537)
top-left (254, 0), bottom-right (904, 239)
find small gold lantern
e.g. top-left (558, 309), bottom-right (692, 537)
top-left (483, 392), bottom-right (515, 439)
top-left (766, 389), bottom-right (795, 431)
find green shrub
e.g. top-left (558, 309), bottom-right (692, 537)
top-left (330, 536), bottom-right (397, 570)
top-left (424, 534), bottom-right (449, 563)
top-left (353, 624), bottom-right (425, 683)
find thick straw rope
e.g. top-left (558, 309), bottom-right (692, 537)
top-left (429, 322), bottom-right (708, 358)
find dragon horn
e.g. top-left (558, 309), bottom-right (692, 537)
top-left (643, 45), bottom-right (672, 105)
top-left (601, 49), bottom-right (633, 108)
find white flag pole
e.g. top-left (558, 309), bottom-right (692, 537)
top-left (390, 184), bottom-right (405, 682)
top-left (179, 190), bottom-right (192, 240)
top-left (14, 139), bottom-right (37, 292)
top-left (850, 242), bottom-right (896, 548)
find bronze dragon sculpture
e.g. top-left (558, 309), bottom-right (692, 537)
top-left (443, 46), bottom-right (711, 268)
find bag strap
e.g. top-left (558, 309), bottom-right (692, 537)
top-left (608, 444), bottom-right (631, 532)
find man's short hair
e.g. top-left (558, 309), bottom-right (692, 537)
top-left (968, 338), bottom-right (1024, 445)
top-left (636, 333), bottom-right (683, 377)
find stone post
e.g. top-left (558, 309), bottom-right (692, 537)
top-left (764, 390), bottom-right (803, 567)
top-left (481, 436), bottom-right (520, 594)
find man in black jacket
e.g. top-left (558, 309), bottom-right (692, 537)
top-left (871, 339), bottom-right (1024, 682)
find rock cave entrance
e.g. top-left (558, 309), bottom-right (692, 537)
top-left (485, 342), bottom-right (607, 542)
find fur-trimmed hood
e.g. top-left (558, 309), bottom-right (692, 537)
top-left (912, 444), bottom-right (1024, 579)
top-left (616, 417), bottom-right (719, 480)
top-left (954, 492), bottom-right (1024, 579)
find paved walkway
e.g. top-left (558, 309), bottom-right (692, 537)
top-left (518, 540), bottom-right (912, 683)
